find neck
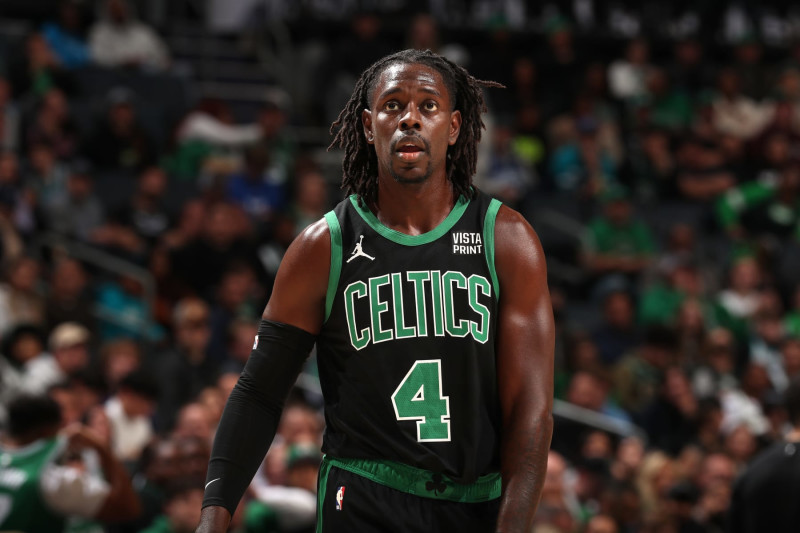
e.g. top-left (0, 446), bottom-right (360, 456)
top-left (372, 175), bottom-right (456, 236)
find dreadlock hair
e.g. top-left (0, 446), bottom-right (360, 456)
top-left (328, 49), bottom-right (504, 205)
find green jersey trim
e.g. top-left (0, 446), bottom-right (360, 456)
top-left (348, 194), bottom-right (470, 246)
top-left (323, 211), bottom-right (343, 323)
top-left (323, 455), bottom-right (501, 502)
top-left (483, 199), bottom-right (502, 298)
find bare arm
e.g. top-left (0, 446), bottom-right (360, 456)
top-left (63, 425), bottom-right (141, 522)
top-left (197, 219), bottom-right (330, 533)
top-left (493, 206), bottom-right (555, 533)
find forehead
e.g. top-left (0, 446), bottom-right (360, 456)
top-left (369, 62), bottom-right (452, 107)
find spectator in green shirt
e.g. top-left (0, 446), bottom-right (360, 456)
top-left (581, 185), bottom-right (657, 289)
top-left (716, 163), bottom-right (800, 241)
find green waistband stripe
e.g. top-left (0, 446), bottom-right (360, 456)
top-left (323, 211), bottom-right (343, 323)
top-left (483, 198), bottom-right (502, 298)
top-left (323, 456), bottom-right (501, 503)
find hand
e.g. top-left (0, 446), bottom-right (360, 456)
top-left (62, 423), bottom-right (108, 452)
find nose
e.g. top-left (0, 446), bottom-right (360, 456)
top-left (400, 104), bottom-right (421, 131)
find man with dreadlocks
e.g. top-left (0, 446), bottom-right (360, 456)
top-left (197, 49), bottom-right (554, 533)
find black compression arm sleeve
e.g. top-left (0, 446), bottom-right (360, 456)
top-left (202, 319), bottom-right (316, 515)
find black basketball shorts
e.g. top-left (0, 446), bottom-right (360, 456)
top-left (315, 456), bottom-right (501, 533)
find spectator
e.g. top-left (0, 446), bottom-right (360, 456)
top-left (84, 87), bottom-right (158, 173)
top-left (100, 338), bottom-right (142, 390)
top-left (0, 255), bottom-right (45, 335)
top-left (171, 402), bottom-right (215, 444)
top-left (0, 324), bottom-right (52, 403)
top-left (94, 273), bottom-right (160, 342)
top-left (44, 159), bottom-right (105, 241)
top-left (636, 68), bottom-right (694, 133)
top-left (88, 0), bottom-right (170, 71)
top-left (581, 185), bottom-right (656, 285)
top-left (592, 290), bottom-right (641, 366)
top-left (139, 478), bottom-right (204, 533)
top-left (480, 120), bottom-right (535, 207)
top-left (691, 328), bottom-right (739, 399)
top-left (641, 367), bottom-right (700, 455)
top-left (23, 141), bottom-right (69, 212)
top-left (730, 36), bottom-right (771, 101)
top-left (0, 395), bottom-right (140, 531)
top-left (749, 306), bottom-right (788, 392)
top-left (711, 68), bottom-right (773, 141)
top-left (109, 166), bottom-right (172, 248)
top-left (716, 256), bottom-right (763, 323)
top-left (290, 167), bottom-right (329, 236)
top-left (41, 0), bottom-right (90, 69)
top-left (566, 369), bottom-right (632, 424)
top-left (668, 38), bottom-right (710, 97)
top-left (44, 257), bottom-right (95, 332)
top-left (24, 88), bottom-right (80, 161)
top-left (46, 321), bottom-right (91, 380)
top-left (207, 262), bottom-right (261, 359)
top-left (225, 143), bottom-right (288, 223)
top-left (716, 162), bottom-right (800, 242)
top-left (155, 297), bottom-right (218, 432)
top-left (614, 325), bottom-right (677, 418)
top-left (609, 38), bottom-right (653, 102)
top-left (549, 116), bottom-right (618, 196)
top-left (8, 33), bottom-right (75, 99)
top-left (169, 202), bottom-right (263, 295)
top-left (104, 369), bottom-right (158, 462)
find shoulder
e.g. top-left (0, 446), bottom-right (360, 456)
top-left (494, 204), bottom-right (545, 268)
top-left (287, 217), bottom-right (331, 260)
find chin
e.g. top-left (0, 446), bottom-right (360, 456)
top-left (392, 173), bottom-right (431, 185)
top-left (390, 163), bottom-right (433, 185)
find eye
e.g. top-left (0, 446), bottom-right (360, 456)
top-left (423, 101), bottom-right (439, 111)
top-left (384, 101), bottom-right (400, 111)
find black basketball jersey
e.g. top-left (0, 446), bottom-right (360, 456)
top-left (317, 189), bottom-right (503, 483)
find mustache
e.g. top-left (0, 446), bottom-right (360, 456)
top-left (390, 134), bottom-right (430, 153)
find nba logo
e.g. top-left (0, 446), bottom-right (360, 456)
top-left (335, 486), bottom-right (345, 510)
top-left (253, 336), bottom-right (259, 349)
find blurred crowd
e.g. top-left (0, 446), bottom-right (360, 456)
top-left (2, 0), bottom-right (800, 532)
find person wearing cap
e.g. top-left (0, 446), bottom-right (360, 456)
top-left (49, 321), bottom-right (91, 377)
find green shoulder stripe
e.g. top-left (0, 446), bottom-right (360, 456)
top-left (483, 198), bottom-right (502, 298)
top-left (323, 211), bottom-right (343, 323)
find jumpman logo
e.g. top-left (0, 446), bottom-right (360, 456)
top-left (347, 235), bottom-right (375, 263)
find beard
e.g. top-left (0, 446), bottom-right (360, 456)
top-left (390, 161), bottom-right (433, 184)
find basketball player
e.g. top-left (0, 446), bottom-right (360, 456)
top-left (198, 49), bottom-right (554, 533)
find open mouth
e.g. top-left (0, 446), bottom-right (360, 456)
top-left (396, 144), bottom-right (425, 161)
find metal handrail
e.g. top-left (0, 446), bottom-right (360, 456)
top-left (32, 232), bottom-right (156, 341)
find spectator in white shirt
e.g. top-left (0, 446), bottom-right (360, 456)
top-left (88, 0), bottom-right (169, 71)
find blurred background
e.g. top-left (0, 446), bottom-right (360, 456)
top-left (2, 0), bottom-right (800, 532)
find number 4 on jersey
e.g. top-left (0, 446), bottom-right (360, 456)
top-left (391, 360), bottom-right (451, 442)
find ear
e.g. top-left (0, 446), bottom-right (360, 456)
top-left (448, 110), bottom-right (462, 146)
top-left (362, 109), bottom-right (374, 145)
